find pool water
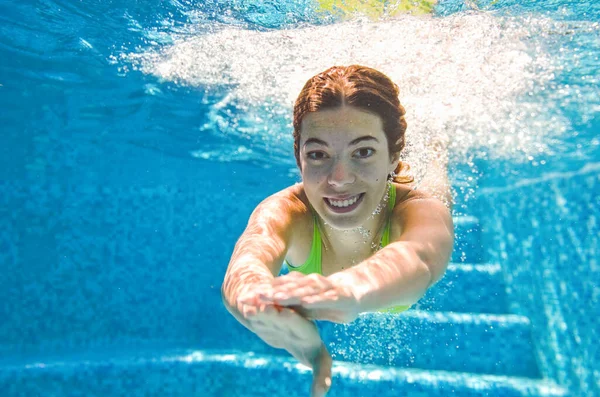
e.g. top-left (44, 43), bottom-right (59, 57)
top-left (0, 0), bottom-right (598, 396)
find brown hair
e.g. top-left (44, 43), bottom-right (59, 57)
top-left (293, 65), bottom-right (413, 183)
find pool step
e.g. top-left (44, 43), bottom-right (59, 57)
top-left (452, 215), bottom-right (485, 263)
top-left (418, 263), bottom-right (509, 314)
top-left (0, 349), bottom-right (567, 397)
top-left (207, 310), bottom-right (539, 378)
top-left (322, 311), bottom-right (539, 378)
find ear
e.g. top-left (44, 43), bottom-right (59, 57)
top-left (388, 152), bottom-right (401, 175)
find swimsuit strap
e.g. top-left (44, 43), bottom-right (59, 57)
top-left (381, 182), bottom-right (397, 247)
top-left (307, 213), bottom-right (322, 274)
top-left (285, 213), bottom-right (321, 274)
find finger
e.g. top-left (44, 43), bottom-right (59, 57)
top-left (244, 301), bottom-right (280, 324)
top-left (239, 289), bottom-right (271, 305)
top-left (272, 274), bottom-right (328, 293)
top-left (310, 346), bottom-right (332, 397)
top-left (260, 304), bottom-right (278, 315)
top-left (237, 291), bottom-right (257, 305)
top-left (272, 277), bottom-right (332, 296)
top-left (270, 283), bottom-right (302, 295)
top-left (240, 283), bottom-right (275, 302)
top-left (300, 290), bottom-right (339, 305)
top-left (241, 304), bottom-right (258, 318)
top-left (276, 307), bottom-right (295, 318)
top-left (275, 295), bottom-right (317, 306)
top-left (273, 286), bottom-right (322, 305)
top-left (277, 281), bottom-right (330, 299)
top-left (257, 291), bottom-right (274, 303)
top-left (300, 299), bottom-right (334, 309)
top-left (272, 273), bottom-right (305, 286)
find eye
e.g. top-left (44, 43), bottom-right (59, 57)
top-left (306, 151), bottom-right (328, 161)
top-left (353, 148), bottom-right (375, 159)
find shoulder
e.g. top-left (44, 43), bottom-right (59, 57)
top-left (390, 183), bottom-right (453, 236)
top-left (249, 183), bottom-right (313, 238)
top-left (392, 182), bottom-right (430, 209)
top-left (389, 183), bottom-right (454, 285)
top-left (252, 183), bottom-right (314, 266)
top-left (256, 183), bottom-right (311, 218)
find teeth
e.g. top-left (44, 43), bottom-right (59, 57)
top-left (327, 194), bottom-right (360, 208)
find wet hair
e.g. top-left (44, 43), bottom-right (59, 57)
top-left (293, 65), bottom-right (413, 184)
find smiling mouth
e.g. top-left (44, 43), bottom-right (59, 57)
top-left (324, 193), bottom-right (365, 213)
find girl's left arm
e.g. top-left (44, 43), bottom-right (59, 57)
top-left (265, 196), bottom-right (454, 322)
top-left (332, 196), bottom-right (454, 313)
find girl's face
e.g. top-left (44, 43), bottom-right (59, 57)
top-left (299, 106), bottom-right (399, 230)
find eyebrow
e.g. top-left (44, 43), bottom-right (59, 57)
top-left (303, 136), bottom-right (379, 148)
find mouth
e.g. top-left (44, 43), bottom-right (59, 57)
top-left (324, 193), bottom-right (365, 214)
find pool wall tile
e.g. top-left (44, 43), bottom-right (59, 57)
top-left (0, 349), bottom-right (568, 397)
top-left (0, 166), bottom-right (289, 358)
top-left (478, 167), bottom-right (600, 396)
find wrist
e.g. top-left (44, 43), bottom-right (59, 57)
top-left (327, 271), bottom-right (365, 317)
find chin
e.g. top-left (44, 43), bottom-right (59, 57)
top-left (317, 207), bottom-right (368, 229)
top-left (322, 216), bottom-right (362, 230)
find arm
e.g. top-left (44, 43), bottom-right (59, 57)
top-left (331, 196), bottom-right (454, 312)
top-left (221, 190), bottom-right (333, 397)
top-left (221, 191), bottom-right (295, 321)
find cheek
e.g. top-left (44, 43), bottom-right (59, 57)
top-left (366, 159), bottom-right (391, 180)
top-left (301, 167), bottom-right (327, 185)
top-left (355, 166), bottom-right (381, 182)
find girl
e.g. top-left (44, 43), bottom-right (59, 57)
top-left (222, 65), bottom-right (454, 396)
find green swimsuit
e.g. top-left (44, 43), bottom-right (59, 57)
top-left (285, 184), bottom-right (411, 314)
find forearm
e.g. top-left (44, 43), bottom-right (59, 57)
top-left (222, 255), bottom-right (275, 310)
top-left (221, 251), bottom-right (279, 337)
top-left (329, 242), bottom-right (434, 313)
top-left (222, 225), bottom-right (286, 309)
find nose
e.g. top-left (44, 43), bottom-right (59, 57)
top-left (327, 159), bottom-right (355, 187)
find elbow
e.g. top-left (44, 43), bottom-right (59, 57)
top-left (221, 276), bottom-right (235, 311)
top-left (410, 242), bottom-right (450, 289)
top-left (424, 262), bottom-right (442, 289)
top-left (220, 283), bottom-right (229, 307)
top-left (424, 250), bottom-right (450, 288)
top-left (422, 235), bottom-right (454, 288)
top-left (221, 281), bottom-right (241, 319)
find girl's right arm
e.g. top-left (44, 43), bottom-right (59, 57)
top-left (221, 190), bottom-right (332, 397)
top-left (221, 190), bottom-right (296, 320)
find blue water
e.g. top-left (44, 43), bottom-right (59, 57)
top-left (1, 0), bottom-right (599, 396)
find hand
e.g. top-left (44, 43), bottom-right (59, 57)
top-left (257, 272), bottom-right (361, 324)
top-left (237, 287), bottom-right (332, 396)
